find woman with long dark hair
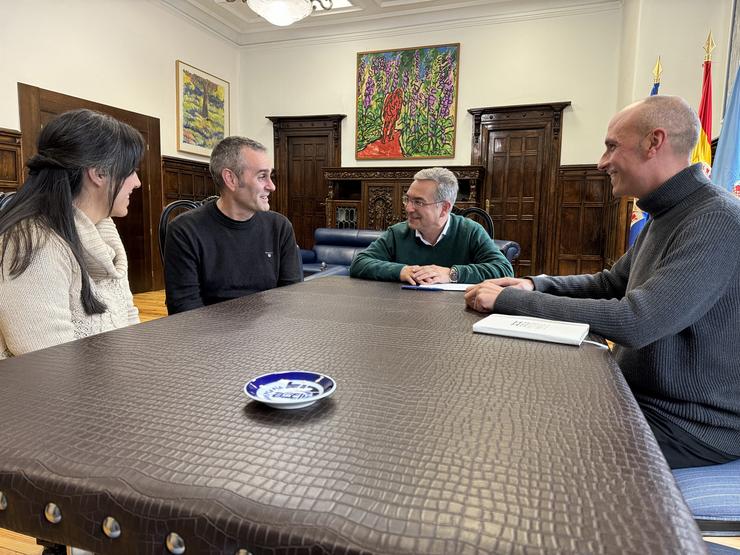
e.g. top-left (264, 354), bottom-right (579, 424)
top-left (0, 109), bottom-right (145, 359)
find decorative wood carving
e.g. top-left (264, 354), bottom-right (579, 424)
top-left (367, 186), bottom-right (396, 230)
top-left (0, 128), bottom-right (22, 192)
top-left (470, 102), bottom-right (571, 144)
top-left (323, 165), bottom-right (484, 230)
top-left (323, 166), bottom-right (484, 181)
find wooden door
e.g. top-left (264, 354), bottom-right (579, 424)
top-left (485, 128), bottom-right (546, 276)
top-left (286, 135), bottom-right (329, 249)
top-left (470, 103), bottom-right (570, 276)
top-left (18, 83), bottom-right (162, 293)
top-left (269, 115), bottom-right (344, 249)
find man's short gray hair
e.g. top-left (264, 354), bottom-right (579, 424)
top-left (413, 167), bottom-right (458, 205)
top-left (635, 95), bottom-right (700, 158)
top-left (209, 136), bottom-right (267, 189)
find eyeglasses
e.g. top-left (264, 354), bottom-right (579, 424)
top-left (402, 195), bottom-right (444, 209)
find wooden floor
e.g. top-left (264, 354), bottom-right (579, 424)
top-left (0, 529), bottom-right (42, 555)
top-left (1, 290), bottom-right (739, 553)
top-left (132, 289), bottom-right (168, 322)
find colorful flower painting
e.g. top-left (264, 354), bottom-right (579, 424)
top-left (176, 60), bottom-right (230, 156)
top-left (356, 44), bottom-right (459, 160)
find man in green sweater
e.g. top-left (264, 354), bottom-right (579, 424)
top-left (465, 95), bottom-right (740, 469)
top-left (350, 167), bottom-right (513, 284)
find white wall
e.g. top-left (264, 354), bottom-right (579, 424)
top-left (0, 0), bottom-right (732, 165)
top-left (239, 7), bottom-right (623, 166)
top-left (0, 0), bottom-right (239, 159)
top-left (239, 0), bottom-right (732, 167)
top-left (622, 0), bottom-right (733, 136)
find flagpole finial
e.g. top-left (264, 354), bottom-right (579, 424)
top-left (703, 30), bottom-right (716, 62)
top-left (652, 56), bottom-right (663, 83)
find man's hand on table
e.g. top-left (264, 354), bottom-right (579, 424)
top-left (464, 277), bottom-right (534, 312)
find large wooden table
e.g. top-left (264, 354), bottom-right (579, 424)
top-left (0, 278), bottom-right (706, 554)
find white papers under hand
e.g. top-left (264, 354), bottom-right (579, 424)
top-left (416, 283), bottom-right (475, 291)
top-left (473, 314), bottom-right (590, 346)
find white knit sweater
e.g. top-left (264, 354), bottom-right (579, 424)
top-left (0, 209), bottom-right (139, 359)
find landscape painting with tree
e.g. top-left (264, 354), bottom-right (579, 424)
top-left (356, 44), bottom-right (459, 160)
top-left (177, 60), bottom-right (230, 156)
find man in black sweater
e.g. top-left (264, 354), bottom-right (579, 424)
top-left (164, 137), bottom-right (302, 315)
top-left (465, 95), bottom-right (740, 469)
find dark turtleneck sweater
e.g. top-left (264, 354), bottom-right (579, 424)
top-left (495, 164), bottom-right (740, 456)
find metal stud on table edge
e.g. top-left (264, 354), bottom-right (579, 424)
top-left (44, 502), bottom-right (62, 524)
top-left (166, 532), bottom-right (185, 554)
top-left (102, 516), bottom-right (121, 539)
top-left (0, 491), bottom-right (7, 511)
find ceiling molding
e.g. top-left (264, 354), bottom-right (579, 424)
top-left (160, 0), bottom-right (620, 48)
top-left (160, 0), bottom-right (242, 43)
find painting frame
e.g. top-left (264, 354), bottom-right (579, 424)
top-left (176, 60), bottom-right (230, 156)
top-left (355, 43), bottom-right (460, 160)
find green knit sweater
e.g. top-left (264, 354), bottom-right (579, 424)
top-left (349, 213), bottom-right (513, 283)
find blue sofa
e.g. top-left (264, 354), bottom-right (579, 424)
top-left (301, 227), bottom-right (521, 279)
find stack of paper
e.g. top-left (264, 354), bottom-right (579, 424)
top-left (473, 314), bottom-right (590, 346)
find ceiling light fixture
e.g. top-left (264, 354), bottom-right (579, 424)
top-left (226, 0), bottom-right (333, 27)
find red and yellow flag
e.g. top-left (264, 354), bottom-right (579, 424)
top-left (691, 32), bottom-right (714, 173)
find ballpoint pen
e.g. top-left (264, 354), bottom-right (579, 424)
top-left (401, 285), bottom-right (445, 291)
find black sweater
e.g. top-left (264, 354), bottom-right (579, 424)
top-left (496, 165), bottom-right (740, 455)
top-left (164, 201), bottom-right (302, 315)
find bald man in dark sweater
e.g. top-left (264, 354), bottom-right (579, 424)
top-left (466, 95), bottom-right (740, 469)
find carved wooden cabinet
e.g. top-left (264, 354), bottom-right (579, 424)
top-left (322, 166), bottom-right (485, 230)
top-left (0, 128), bottom-right (22, 193)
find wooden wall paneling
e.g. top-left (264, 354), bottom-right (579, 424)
top-left (603, 195), bottom-right (631, 268)
top-left (269, 115), bottom-right (345, 249)
top-left (0, 128), bottom-right (22, 193)
top-left (469, 102), bottom-right (570, 276)
top-left (161, 156), bottom-right (216, 202)
top-left (17, 83), bottom-right (162, 293)
top-left (556, 165), bottom-right (611, 274)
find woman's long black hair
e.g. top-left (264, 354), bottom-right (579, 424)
top-left (0, 109), bottom-right (145, 315)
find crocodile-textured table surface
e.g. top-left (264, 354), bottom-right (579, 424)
top-left (0, 278), bottom-right (706, 554)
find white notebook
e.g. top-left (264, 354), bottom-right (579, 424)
top-left (473, 314), bottom-right (590, 346)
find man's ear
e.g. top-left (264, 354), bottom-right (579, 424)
top-left (440, 200), bottom-right (452, 218)
top-left (646, 128), bottom-right (668, 158)
top-left (221, 167), bottom-right (239, 192)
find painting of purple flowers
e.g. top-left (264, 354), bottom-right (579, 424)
top-left (356, 44), bottom-right (459, 160)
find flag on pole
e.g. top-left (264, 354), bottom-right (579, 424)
top-left (690, 32), bottom-right (715, 174)
top-left (650, 56), bottom-right (662, 96)
top-left (627, 57), bottom-right (663, 247)
top-left (712, 64), bottom-right (740, 198)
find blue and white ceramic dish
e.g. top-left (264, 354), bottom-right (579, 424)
top-left (244, 371), bottom-right (337, 410)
